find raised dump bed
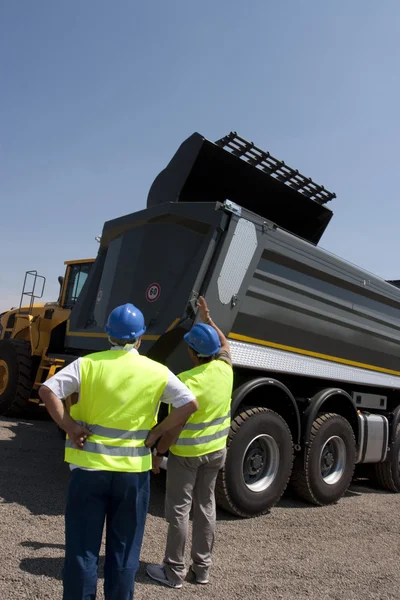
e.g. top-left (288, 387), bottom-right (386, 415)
top-left (147, 131), bottom-right (335, 244)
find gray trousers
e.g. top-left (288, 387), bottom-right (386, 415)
top-left (163, 448), bottom-right (227, 584)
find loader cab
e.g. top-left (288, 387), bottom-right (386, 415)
top-left (59, 259), bottom-right (94, 309)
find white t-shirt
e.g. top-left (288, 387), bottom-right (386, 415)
top-left (43, 346), bottom-right (195, 470)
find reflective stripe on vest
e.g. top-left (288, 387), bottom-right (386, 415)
top-left (75, 420), bottom-right (150, 440)
top-left (170, 359), bottom-right (233, 458)
top-left (174, 426), bottom-right (231, 446)
top-left (65, 350), bottom-right (169, 472)
top-left (65, 439), bottom-right (150, 457)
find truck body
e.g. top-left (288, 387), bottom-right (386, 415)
top-left (61, 132), bottom-right (400, 516)
top-left (3, 132), bottom-right (400, 517)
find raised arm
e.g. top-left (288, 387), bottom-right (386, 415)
top-left (197, 296), bottom-right (230, 352)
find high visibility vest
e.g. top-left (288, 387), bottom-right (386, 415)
top-left (170, 358), bottom-right (233, 458)
top-left (65, 350), bottom-right (169, 472)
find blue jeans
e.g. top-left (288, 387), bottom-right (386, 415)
top-left (63, 469), bottom-right (150, 600)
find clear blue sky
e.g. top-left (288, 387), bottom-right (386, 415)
top-left (1, 1), bottom-right (400, 312)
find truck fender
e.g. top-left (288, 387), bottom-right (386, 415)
top-left (231, 377), bottom-right (301, 447)
top-left (303, 388), bottom-right (359, 446)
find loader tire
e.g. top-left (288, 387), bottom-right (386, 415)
top-left (373, 424), bottom-right (400, 492)
top-left (0, 339), bottom-right (32, 416)
top-left (216, 407), bottom-right (293, 518)
top-left (291, 413), bottom-right (355, 505)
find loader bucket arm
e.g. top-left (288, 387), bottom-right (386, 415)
top-left (147, 132), bottom-right (335, 244)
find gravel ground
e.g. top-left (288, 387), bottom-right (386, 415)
top-left (1, 416), bottom-right (400, 600)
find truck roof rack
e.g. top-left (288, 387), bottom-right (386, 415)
top-left (215, 132), bottom-right (336, 206)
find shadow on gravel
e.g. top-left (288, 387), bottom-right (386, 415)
top-left (0, 417), bottom-right (69, 516)
top-left (20, 555), bottom-right (64, 580)
top-left (19, 553), bottom-right (171, 589)
top-left (349, 478), bottom-right (390, 495)
top-left (21, 541), bottom-right (65, 551)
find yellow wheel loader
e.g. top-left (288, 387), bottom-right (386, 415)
top-left (0, 258), bottom-right (93, 416)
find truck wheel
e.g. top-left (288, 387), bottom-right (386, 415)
top-left (373, 424), bottom-right (400, 492)
top-left (216, 407), bottom-right (293, 518)
top-left (291, 413), bottom-right (355, 505)
top-left (0, 339), bottom-right (32, 416)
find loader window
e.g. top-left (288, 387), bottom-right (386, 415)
top-left (63, 263), bottom-right (92, 308)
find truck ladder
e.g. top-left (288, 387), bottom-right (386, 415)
top-left (19, 270), bottom-right (46, 315)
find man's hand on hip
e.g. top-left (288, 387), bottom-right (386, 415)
top-left (66, 422), bottom-right (92, 449)
top-left (145, 430), bottom-right (159, 449)
top-left (39, 385), bottom-right (91, 448)
top-left (152, 454), bottom-right (163, 474)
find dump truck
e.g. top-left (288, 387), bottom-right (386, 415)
top-left (0, 258), bottom-right (93, 414)
top-left (3, 131), bottom-right (400, 518)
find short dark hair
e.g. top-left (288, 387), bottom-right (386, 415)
top-left (109, 336), bottom-right (137, 346)
top-left (189, 347), bottom-right (215, 364)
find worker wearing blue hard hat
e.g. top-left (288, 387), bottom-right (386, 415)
top-left (39, 302), bottom-right (198, 600)
top-left (184, 322), bottom-right (221, 356)
top-left (146, 296), bottom-right (233, 589)
top-left (105, 303), bottom-right (147, 340)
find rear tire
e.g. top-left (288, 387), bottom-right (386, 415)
top-left (291, 413), bottom-right (355, 505)
top-left (374, 424), bottom-right (400, 492)
top-left (216, 407), bottom-right (293, 518)
top-left (0, 339), bottom-right (32, 416)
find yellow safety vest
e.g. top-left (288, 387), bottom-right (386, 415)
top-left (170, 358), bottom-right (233, 458)
top-left (65, 350), bottom-right (169, 472)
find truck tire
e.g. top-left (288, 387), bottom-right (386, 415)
top-left (0, 339), bottom-right (32, 416)
top-left (291, 413), bottom-right (355, 505)
top-left (216, 407), bottom-right (293, 518)
top-left (373, 424), bottom-right (400, 492)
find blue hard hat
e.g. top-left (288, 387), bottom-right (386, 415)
top-left (105, 303), bottom-right (146, 340)
top-left (184, 323), bottom-right (221, 356)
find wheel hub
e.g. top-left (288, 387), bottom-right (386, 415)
top-left (322, 451), bottom-right (334, 469)
top-left (320, 436), bottom-right (346, 485)
top-left (242, 434), bottom-right (280, 493)
top-left (246, 451), bottom-right (263, 475)
top-left (0, 360), bottom-right (9, 395)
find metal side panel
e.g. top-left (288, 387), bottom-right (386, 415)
top-left (217, 218), bottom-right (258, 305)
top-left (229, 340), bottom-right (400, 390)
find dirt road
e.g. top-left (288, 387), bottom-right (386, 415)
top-left (0, 416), bottom-right (399, 600)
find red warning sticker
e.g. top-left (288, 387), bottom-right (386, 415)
top-left (146, 283), bottom-right (161, 303)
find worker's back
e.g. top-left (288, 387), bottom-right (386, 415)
top-left (66, 349), bottom-right (169, 471)
top-left (170, 357), bottom-right (233, 457)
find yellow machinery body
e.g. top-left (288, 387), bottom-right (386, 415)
top-left (0, 259), bottom-right (94, 415)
